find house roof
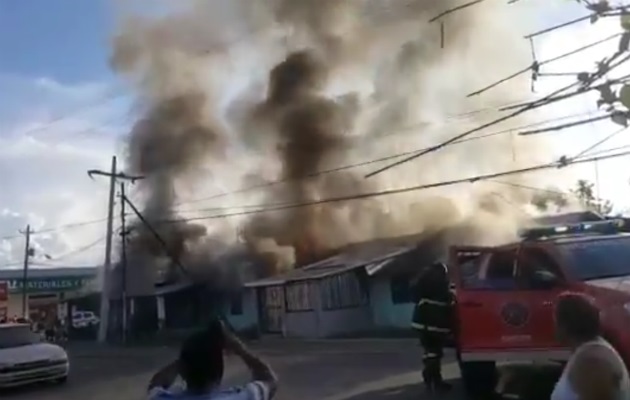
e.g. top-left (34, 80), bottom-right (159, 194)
top-left (533, 211), bottom-right (604, 226)
top-left (244, 238), bottom-right (418, 288)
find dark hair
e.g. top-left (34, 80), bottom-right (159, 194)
top-left (555, 293), bottom-right (601, 342)
top-left (179, 320), bottom-right (225, 392)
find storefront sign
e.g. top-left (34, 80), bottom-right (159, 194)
top-left (6, 277), bottom-right (94, 294)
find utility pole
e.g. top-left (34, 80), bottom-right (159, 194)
top-left (88, 157), bottom-right (143, 343)
top-left (119, 182), bottom-right (128, 343)
top-left (19, 225), bottom-right (33, 319)
top-left (97, 156), bottom-right (116, 343)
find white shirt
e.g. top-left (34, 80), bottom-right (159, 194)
top-left (551, 338), bottom-right (630, 400)
top-left (148, 381), bottom-right (273, 400)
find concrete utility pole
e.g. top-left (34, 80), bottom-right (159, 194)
top-left (88, 156), bottom-right (143, 343)
top-left (119, 182), bottom-right (128, 343)
top-left (19, 225), bottom-right (33, 319)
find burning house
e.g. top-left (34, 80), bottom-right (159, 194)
top-left (101, 0), bottom-right (577, 340)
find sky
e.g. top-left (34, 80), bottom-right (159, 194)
top-left (0, 0), bottom-right (629, 268)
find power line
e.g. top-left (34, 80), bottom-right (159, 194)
top-left (174, 110), bottom-right (601, 210)
top-left (159, 150), bottom-right (630, 225)
top-left (518, 113), bottom-right (618, 136)
top-left (468, 32), bottom-right (623, 97)
top-left (524, 5), bottom-right (628, 40)
top-left (364, 55), bottom-right (630, 178)
top-left (44, 235), bottom-right (108, 264)
top-left (429, 0), bottom-right (485, 22)
top-left (20, 91), bottom-right (125, 138)
top-left (0, 218), bottom-right (110, 242)
top-left (572, 126), bottom-right (630, 159)
top-left (0, 234), bottom-right (109, 269)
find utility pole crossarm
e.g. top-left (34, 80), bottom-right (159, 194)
top-left (88, 169), bottom-right (145, 182)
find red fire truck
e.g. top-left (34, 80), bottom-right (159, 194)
top-left (449, 219), bottom-right (630, 398)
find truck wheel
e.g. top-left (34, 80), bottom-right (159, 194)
top-left (459, 360), bottom-right (498, 400)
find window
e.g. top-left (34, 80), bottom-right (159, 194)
top-left (320, 272), bottom-right (367, 310)
top-left (390, 276), bottom-right (414, 304)
top-left (517, 248), bottom-right (562, 289)
top-left (558, 237), bottom-right (630, 280)
top-left (230, 293), bottom-right (243, 316)
top-left (461, 250), bottom-right (518, 290)
top-left (285, 282), bottom-right (313, 312)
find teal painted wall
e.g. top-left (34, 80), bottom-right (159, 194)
top-left (223, 289), bottom-right (258, 332)
top-left (369, 278), bottom-right (414, 329)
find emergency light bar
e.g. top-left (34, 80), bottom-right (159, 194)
top-left (519, 218), bottom-right (628, 240)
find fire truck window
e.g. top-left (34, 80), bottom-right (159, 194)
top-left (461, 251), bottom-right (517, 290)
top-left (518, 248), bottom-right (561, 288)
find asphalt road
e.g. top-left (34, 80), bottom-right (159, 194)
top-left (2, 339), bottom-right (558, 400)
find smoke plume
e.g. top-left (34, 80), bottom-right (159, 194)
top-left (111, 0), bottom-right (563, 287)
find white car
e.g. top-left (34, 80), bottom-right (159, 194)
top-left (72, 311), bottom-right (99, 329)
top-left (0, 323), bottom-right (69, 388)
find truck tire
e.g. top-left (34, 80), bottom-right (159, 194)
top-left (459, 360), bottom-right (498, 400)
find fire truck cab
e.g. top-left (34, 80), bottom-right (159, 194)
top-left (449, 219), bottom-right (630, 398)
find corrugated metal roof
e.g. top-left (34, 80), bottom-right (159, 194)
top-left (534, 211), bottom-right (604, 226)
top-left (244, 239), bottom-right (417, 288)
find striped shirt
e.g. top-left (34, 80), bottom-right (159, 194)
top-left (148, 381), bottom-right (272, 400)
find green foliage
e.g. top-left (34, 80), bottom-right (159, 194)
top-left (530, 180), bottom-right (614, 215)
top-left (531, 190), bottom-right (569, 212)
top-left (572, 179), bottom-right (614, 215)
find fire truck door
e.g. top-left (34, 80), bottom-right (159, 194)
top-left (453, 247), bottom-right (545, 359)
top-left (515, 246), bottom-right (567, 351)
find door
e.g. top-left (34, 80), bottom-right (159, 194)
top-left (515, 245), bottom-right (568, 351)
top-left (452, 246), bottom-right (524, 353)
top-left (260, 286), bottom-right (285, 334)
top-left (452, 245), bottom-right (571, 362)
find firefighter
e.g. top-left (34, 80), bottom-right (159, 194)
top-left (411, 261), bottom-right (454, 393)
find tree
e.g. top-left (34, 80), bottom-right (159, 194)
top-left (572, 179), bottom-right (614, 215)
top-left (531, 190), bottom-right (570, 212)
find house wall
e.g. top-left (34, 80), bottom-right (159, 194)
top-left (225, 288), bottom-right (259, 333)
top-left (285, 311), bottom-right (320, 338)
top-left (283, 281), bottom-right (320, 338)
top-left (369, 278), bottom-right (414, 329)
top-left (316, 306), bottom-right (372, 337)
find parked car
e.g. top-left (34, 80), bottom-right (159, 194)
top-left (71, 311), bottom-right (99, 329)
top-left (449, 219), bottom-right (630, 399)
top-left (0, 323), bottom-right (69, 388)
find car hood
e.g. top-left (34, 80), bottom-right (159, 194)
top-left (586, 275), bottom-right (630, 294)
top-left (0, 342), bottom-right (67, 365)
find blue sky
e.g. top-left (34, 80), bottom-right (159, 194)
top-left (0, 0), bottom-right (115, 84)
top-left (0, 0), bottom-right (629, 267)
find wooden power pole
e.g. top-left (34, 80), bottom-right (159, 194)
top-left (119, 182), bottom-right (128, 342)
top-left (88, 156), bottom-right (143, 343)
top-left (19, 225), bottom-right (33, 319)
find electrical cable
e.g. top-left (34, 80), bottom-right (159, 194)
top-left (174, 109), bottom-right (601, 209)
top-left (364, 55), bottom-right (630, 178)
top-left (158, 149), bottom-right (630, 225)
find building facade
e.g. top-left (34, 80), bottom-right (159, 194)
top-left (0, 266), bottom-right (98, 322)
top-left (244, 240), bottom-right (424, 338)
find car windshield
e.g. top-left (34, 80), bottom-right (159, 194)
top-left (557, 236), bottom-right (630, 280)
top-left (0, 325), bottom-right (40, 349)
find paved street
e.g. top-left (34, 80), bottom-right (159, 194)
top-left (2, 339), bottom-right (558, 400)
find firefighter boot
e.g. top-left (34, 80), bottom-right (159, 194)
top-left (422, 367), bottom-right (435, 392)
top-left (431, 360), bottom-right (452, 394)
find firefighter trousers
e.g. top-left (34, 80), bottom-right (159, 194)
top-left (419, 331), bottom-right (446, 387)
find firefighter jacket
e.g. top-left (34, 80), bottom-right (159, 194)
top-left (411, 283), bottom-right (454, 335)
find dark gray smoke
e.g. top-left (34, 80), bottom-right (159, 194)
top-left (111, 0), bottom-right (558, 284)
